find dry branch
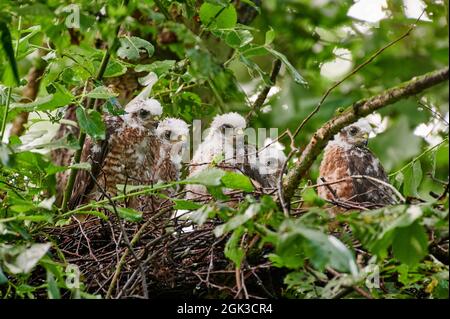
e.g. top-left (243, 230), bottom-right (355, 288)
top-left (283, 67), bottom-right (449, 201)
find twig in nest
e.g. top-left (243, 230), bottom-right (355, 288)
top-left (88, 172), bottom-right (149, 299)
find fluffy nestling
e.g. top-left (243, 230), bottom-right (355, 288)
top-left (68, 79), bottom-right (163, 210)
top-left (317, 118), bottom-right (397, 210)
top-left (185, 112), bottom-right (247, 200)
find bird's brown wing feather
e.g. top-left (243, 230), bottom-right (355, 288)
top-left (347, 146), bottom-right (396, 206)
top-left (318, 145), bottom-right (353, 201)
top-left (68, 116), bottom-right (123, 209)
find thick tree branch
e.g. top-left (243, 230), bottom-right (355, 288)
top-left (283, 67), bottom-right (449, 200)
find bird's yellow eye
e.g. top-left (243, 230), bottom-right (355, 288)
top-left (153, 115), bottom-right (160, 121)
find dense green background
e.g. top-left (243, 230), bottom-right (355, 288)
top-left (0, 0), bottom-right (448, 299)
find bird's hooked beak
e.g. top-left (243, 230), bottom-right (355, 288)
top-left (151, 116), bottom-right (160, 130)
top-left (361, 132), bottom-right (369, 146)
top-left (173, 134), bottom-right (187, 144)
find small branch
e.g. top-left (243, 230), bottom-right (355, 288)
top-left (88, 172), bottom-right (149, 299)
top-left (246, 59), bottom-right (282, 121)
top-left (106, 206), bottom-right (172, 298)
top-left (283, 67), bottom-right (449, 201)
top-left (291, 12), bottom-right (424, 140)
top-left (327, 267), bottom-right (374, 299)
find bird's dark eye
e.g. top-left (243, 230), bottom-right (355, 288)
top-left (349, 126), bottom-right (359, 135)
top-left (164, 130), bottom-right (171, 140)
top-left (139, 109), bottom-right (150, 118)
top-left (220, 124), bottom-right (233, 133)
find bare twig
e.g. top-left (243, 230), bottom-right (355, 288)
top-left (88, 172), bottom-right (149, 299)
top-left (291, 11), bottom-right (425, 140)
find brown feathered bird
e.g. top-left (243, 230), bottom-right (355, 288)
top-left (68, 95), bottom-right (163, 210)
top-left (317, 118), bottom-right (399, 210)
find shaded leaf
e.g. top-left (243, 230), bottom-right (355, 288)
top-left (185, 168), bottom-right (226, 186)
top-left (86, 86), bottom-right (119, 99)
top-left (392, 221), bottom-right (428, 266)
top-left (0, 243), bottom-right (51, 274)
top-left (267, 47), bottom-right (307, 85)
top-left (173, 199), bottom-right (203, 210)
top-left (0, 21), bottom-right (20, 86)
top-left (117, 36), bottom-right (154, 61)
top-left (75, 108), bottom-right (106, 141)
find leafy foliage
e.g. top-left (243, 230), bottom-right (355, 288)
top-left (0, 0), bottom-right (448, 299)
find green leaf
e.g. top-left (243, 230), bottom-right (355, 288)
top-left (86, 86), bottom-right (119, 99)
top-left (392, 221), bottom-right (428, 266)
top-left (240, 0), bottom-right (261, 12)
top-left (185, 168), bottom-right (226, 186)
top-left (47, 270), bottom-right (61, 299)
top-left (239, 55), bottom-right (271, 86)
top-left (225, 30), bottom-right (253, 48)
top-left (301, 188), bottom-right (325, 207)
top-left (265, 27), bottom-right (275, 45)
top-left (274, 220), bottom-right (358, 275)
top-left (266, 47), bottom-right (307, 85)
top-left (135, 60), bottom-right (176, 77)
top-left (117, 36), bottom-right (154, 61)
top-left (111, 206), bottom-right (143, 222)
top-left (0, 266), bottom-right (8, 285)
top-left (0, 243), bottom-right (51, 274)
top-left (370, 117), bottom-right (422, 171)
top-left (224, 226), bottom-right (245, 268)
top-left (173, 199), bottom-right (203, 210)
top-left (103, 59), bottom-right (127, 78)
top-left (199, 3), bottom-right (237, 29)
top-left (75, 108), bottom-right (106, 141)
top-left (221, 172), bottom-right (254, 192)
top-left (10, 83), bottom-right (73, 111)
top-left (242, 45), bottom-right (269, 58)
top-left (0, 21), bottom-right (20, 86)
top-left (403, 160), bottom-right (423, 197)
top-left (214, 203), bottom-right (260, 236)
